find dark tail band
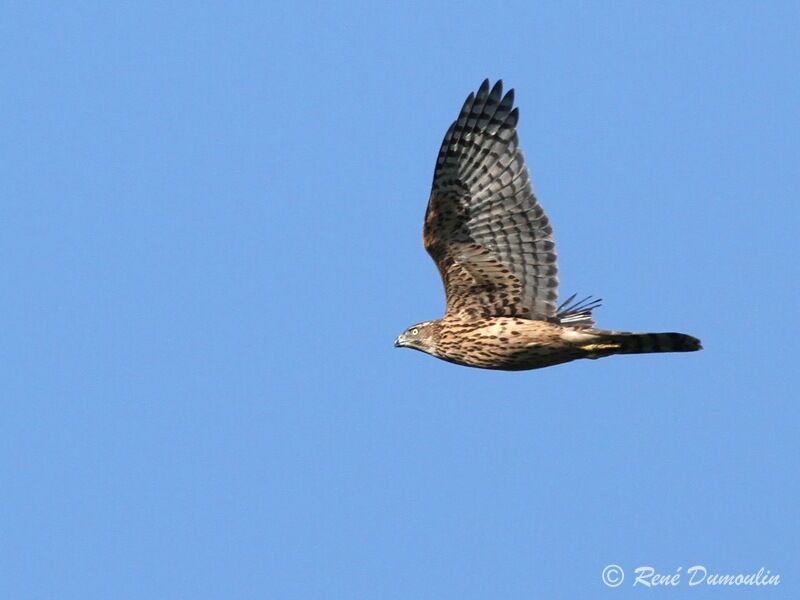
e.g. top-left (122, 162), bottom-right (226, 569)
top-left (592, 331), bottom-right (702, 355)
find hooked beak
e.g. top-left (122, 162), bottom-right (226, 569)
top-left (394, 335), bottom-right (403, 348)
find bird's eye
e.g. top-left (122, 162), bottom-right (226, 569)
top-left (411, 328), bottom-right (419, 335)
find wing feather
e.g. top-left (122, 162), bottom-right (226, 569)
top-left (424, 80), bottom-right (558, 319)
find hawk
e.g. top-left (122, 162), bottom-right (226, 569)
top-left (394, 80), bottom-right (701, 370)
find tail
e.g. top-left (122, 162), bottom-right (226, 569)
top-left (573, 329), bottom-right (702, 357)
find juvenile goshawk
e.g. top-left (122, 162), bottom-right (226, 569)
top-left (394, 80), bottom-right (701, 370)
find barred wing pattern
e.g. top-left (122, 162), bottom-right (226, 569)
top-left (423, 80), bottom-right (558, 320)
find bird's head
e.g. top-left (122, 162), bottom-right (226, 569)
top-left (394, 320), bottom-right (439, 353)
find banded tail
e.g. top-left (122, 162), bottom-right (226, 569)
top-left (571, 329), bottom-right (702, 357)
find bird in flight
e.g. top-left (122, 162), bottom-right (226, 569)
top-left (394, 80), bottom-right (701, 370)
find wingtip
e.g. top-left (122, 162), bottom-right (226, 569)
top-left (504, 88), bottom-right (515, 108)
top-left (489, 79), bottom-right (503, 101)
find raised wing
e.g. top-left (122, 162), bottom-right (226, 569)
top-left (423, 80), bottom-right (558, 320)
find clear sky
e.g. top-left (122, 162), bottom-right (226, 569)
top-left (2, 2), bottom-right (798, 599)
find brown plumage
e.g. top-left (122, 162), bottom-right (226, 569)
top-left (394, 80), bottom-right (701, 370)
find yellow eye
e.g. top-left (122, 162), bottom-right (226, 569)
top-left (411, 328), bottom-right (419, 335)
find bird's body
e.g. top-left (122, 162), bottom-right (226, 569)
top-left (409, 317), bottom-right (576, 371)
top-left (402, 316), bottom-right (699, 371)
top-left (395, 80), bottom-right (701, 370)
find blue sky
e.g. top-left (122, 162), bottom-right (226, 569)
top-left (2, 2), bottom-right (798, 598)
